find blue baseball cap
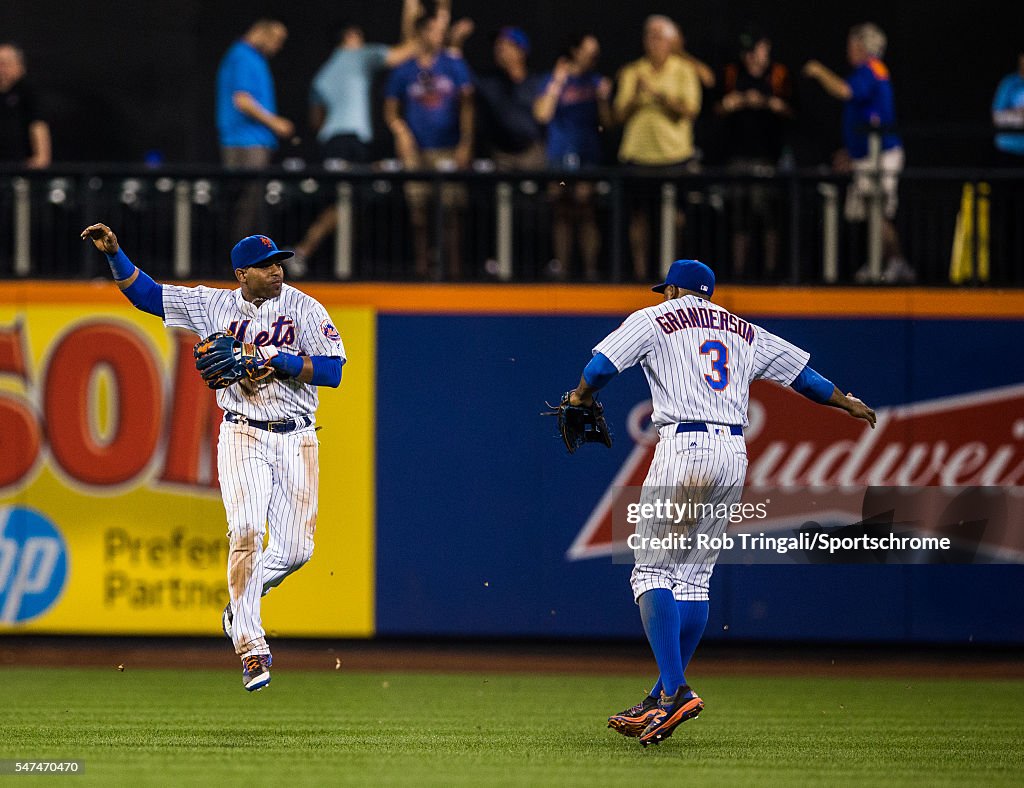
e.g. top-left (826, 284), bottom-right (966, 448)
top-left (230, 235), bottom-right (294, 270)
top-left (497, 26), bottom-right (530, 54)
top-left (652, 259), bottom-right (716, 295)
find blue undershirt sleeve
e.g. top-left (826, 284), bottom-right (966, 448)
top-left (121, 269), bottom-right (165, 318)
top-left (106, 249), bottom-right (164, 318)
top-left (791, 364), bottom-right (835, 404)
top-left (310, 356), bottom-right (342, 387)
top-left (583, 352), bottom-right (619, 391)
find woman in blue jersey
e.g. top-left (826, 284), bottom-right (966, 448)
top-left (534, 34), bottom-right (613, 281)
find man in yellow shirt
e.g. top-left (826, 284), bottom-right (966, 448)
top-left (615, 15), bottom-right (702, 280)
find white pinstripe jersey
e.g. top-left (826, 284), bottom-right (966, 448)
top-left (162, 283), bottom-right (346, 421)
top-left (594, 294), bottom-right (809, 428)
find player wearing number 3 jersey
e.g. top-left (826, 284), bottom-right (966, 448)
top-left (81, 223), bottom-right (345, 692)
top-left (565, 259), bottom-right (876, 746)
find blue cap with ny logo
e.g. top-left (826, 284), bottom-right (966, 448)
top-left (230, 235), bottom-right (294, 270)
top-left (652, 259), bottom-right (716, 295)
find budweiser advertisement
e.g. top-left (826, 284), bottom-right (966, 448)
top-left (570, 382), bottom-right (1024, 563)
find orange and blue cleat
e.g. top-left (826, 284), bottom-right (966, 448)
top-left (608, 695), bottom-right (665, 738)
top-left (639, 686), bottom-right (704, 747)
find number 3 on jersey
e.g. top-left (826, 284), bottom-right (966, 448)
top-left (700, 339), bottom-right (729, 391)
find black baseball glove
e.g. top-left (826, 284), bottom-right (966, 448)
top-left (193, 332), bottom-right (276, 390)
top-left (542, 392), bottom-right (613, 454)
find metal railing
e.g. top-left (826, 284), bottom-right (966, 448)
top-left (1, 162), bottom-right (1021, 286)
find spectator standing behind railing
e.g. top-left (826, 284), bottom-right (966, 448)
top-left (992, 48), bottom-right (1024, 164)
top-left (533, 33), bottom-right (612, 280)
top-left (804, 23), bottom-right (912, 283)
top-left (0, 43), bottom-right (51, 169)
top-left (216, 19), bottom-right (294, 239)
top-left (474, 26), bottom-right (546, 171)
top-left (384, 9), bottom-right (475, 280)
top-left (288, 4), bottom-right (421, 273)
top-left (614, 15), bottom-right (702, 281)
top-left (715, 30), bottom-right (793, 279)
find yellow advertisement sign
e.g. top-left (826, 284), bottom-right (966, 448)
top-left (0, 300), bottom-right (374, 637)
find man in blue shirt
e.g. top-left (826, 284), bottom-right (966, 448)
top-left (992, 49), bottom-right (1024, 162)
top-left (384, 10), bottom-right (475, 279)
top-left (216, 19), bottom-right (294, 238)
top-left (804, 23), bottom-right (912, 283)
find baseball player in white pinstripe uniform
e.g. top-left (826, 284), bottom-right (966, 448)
top-left (82, 224), bottom-right (345, 692)
top-left (565, 259), bottom-right (876, 746)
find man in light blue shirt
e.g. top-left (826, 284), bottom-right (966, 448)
top-left (992, 50), bottom-right (1024, 160)
top-left (291, 5), bottom-right (419, 270)
top-left (308, 18), bottom-right (418, 161)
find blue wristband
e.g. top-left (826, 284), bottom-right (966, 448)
top-left (269, 352), bottom-right (305, 378)
top-left (105, 248), bottom-right (136, 281)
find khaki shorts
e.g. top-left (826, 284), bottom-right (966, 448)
top-left (846, 146), bottom-right (904, 222)
top-left (493, 141), bottom-right (546, 172)
top-left (404, 148), bottom-right (468, 213)
top-left (221, 146), bottom-right (272, 170)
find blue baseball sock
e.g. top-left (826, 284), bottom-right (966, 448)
top-left (647, 599), bottom-right (710, 700)
top-left (678, 599), bottom-right (709, 698)
top-left (638, 589), bottom-right (684, 698)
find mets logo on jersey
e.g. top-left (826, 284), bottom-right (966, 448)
top-left (320, 319), bottom-right (341, 341)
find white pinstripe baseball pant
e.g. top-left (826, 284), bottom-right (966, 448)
top-left (631, 424), bottom-right (748, 602)
top-left (218, 420), bottom-right (320, 656)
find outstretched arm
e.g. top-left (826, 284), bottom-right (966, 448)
top-left (791, 364), bottom-right (876, 427)
top-left (802, 60), bottom-right (852, 101)
top-left (385, 0), bottom-right (422, 67)
top-left (826, 388), bottom-right (876, 426)
top-left (80, 223), bottom-right (164, 318)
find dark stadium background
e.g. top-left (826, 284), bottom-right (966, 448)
top-left (4, 0), bottom-right (1018, 166)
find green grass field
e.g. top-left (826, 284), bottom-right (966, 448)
top-left (2, 668), bottom-right (1022, 786)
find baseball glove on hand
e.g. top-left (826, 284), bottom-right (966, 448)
top-left (542, 392), bottom-right (613, 454)
top-left (193, 332), bottom-right (276, 390)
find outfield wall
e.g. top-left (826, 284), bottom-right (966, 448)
top-left (1, 284), bottom-right (1022, 644)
